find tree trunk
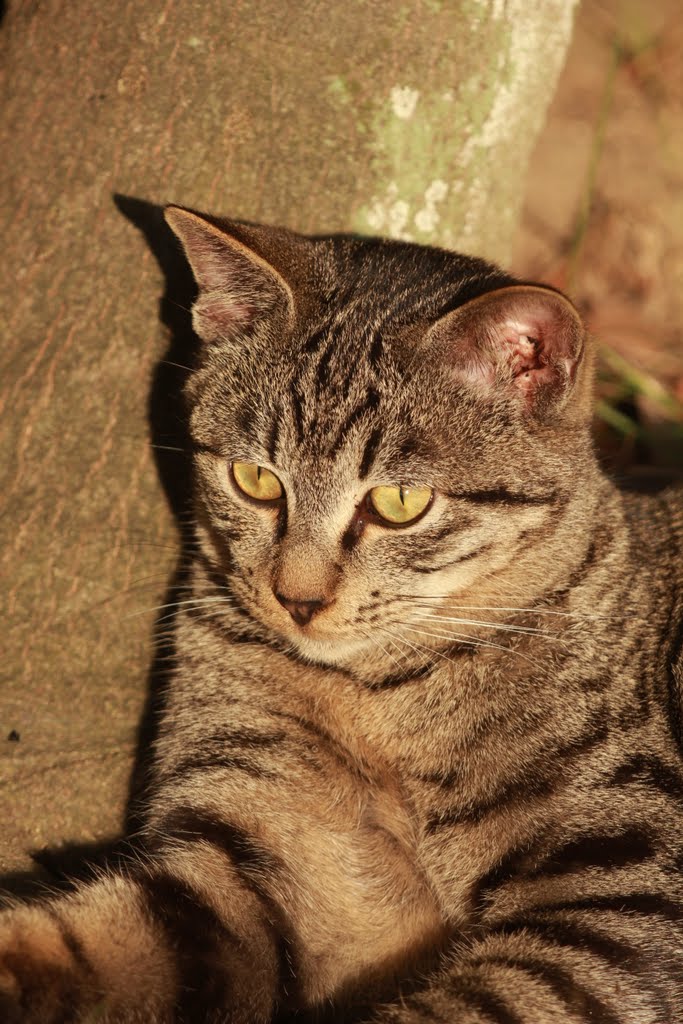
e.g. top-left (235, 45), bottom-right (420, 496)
top-left (0, 0), bottom-right (578, 875)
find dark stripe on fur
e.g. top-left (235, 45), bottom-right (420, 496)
top-left (181, 727), bottom-right (286, 751)
top-left (190, 440), bottom-right (223, 457)
top-left (611, 753), bottom-right (683, 805)
top-left (398, 435), bottom-right (421, 459)
top-left (302, 326), bottom-right (328, 354)
top-left (45, 906), bottom-right (96, 983)
top-left (359, 426), bottom-right (383, 479)
top-left (139, 870), bottom-right (237, 1019)
top-left (492, 916), bottom-right (638, 971)
top-left (314, 341), bottom-right (335, 393)
top-left (166, 750), bottom-right (279, 782)
top-left (427, 720), bottom-right (609, 833)
top-left (472, 842), bottom-right (539, 918)
top-left (494, 914), bottom-right (672, 1014)
top-left (158, 806), bottom-right (282, 876)
top-left (416, 766), bottom-right (461, 789)
top-left (266, 410), bottom-right (280, 462)
top-left (368, 330), bottom-right (383, 367)
top-left (184, 604), bottom-right (266, 646)
top-left (447, 488), bottom-right (558, 506)
top-left (31, 906), bottom-right (95, 1023)
top-left (328, 387), bottom-right (380, 458)
top-left (418, 525), bottom-right (455, 545)
top-left (150, 810), bottom-right (297, 1002)
top-left (266, 709), bottom-right (361, 773)
top-left (290, 387), bottom-right (305, 445)
top-left (413, 546), bottom-right (490, 573)
top-left (456, 980), bottom-right (524, 1024)
top-left (563, 538), bottom-right (600, 591)
top-left (533, 826), bottom-right (655, 877)
top-left (541, 891), bottom-right (683, 923)
top-left (236, 401), bottom-right (255, 438)
top-left (474, 954), bottom-right (622, 1024)
top-left (365, 662), bottom-right (434, 692)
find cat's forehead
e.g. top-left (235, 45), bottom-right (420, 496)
top-left (192, 303), bottom-right (486, 484)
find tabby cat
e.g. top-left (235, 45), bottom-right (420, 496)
top-left (1, 205), bottom-right (683, 1024)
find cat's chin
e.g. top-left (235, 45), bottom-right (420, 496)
top-left (287, 632), bottom-right (373, 668)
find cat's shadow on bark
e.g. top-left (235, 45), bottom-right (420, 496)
top-left (113, 194), bottom-right (200, 835)
top-left (0, 196), bottom-right (199, 901)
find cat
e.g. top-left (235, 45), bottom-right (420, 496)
top-left (1, 204), bottom-right (683, 1024)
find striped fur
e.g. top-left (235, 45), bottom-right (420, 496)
top-left (2, 209), bottom-right (682, 1023)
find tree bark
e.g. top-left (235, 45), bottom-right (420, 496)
top-left (0, 0), bottom-right (578, 875)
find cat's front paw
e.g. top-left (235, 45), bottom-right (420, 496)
top-left (0, 908), bottom-right (93, 1024)
top-left (0, 959), bottom-right (22, 1024)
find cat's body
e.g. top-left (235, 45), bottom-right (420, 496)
top-left (1, 209), bottom-right (682, 1023)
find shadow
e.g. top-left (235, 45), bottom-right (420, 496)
top-left (0, 838), bottom-right (137, 902)
top-left (113, 194), bottom-right (198, 528)
top-left (112, 194), bottom-right (202, 831)
top-left (0, 195), bottom-right (199, 897)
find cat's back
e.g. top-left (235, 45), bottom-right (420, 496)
top-left (617, 478), bottom-right (683, 749)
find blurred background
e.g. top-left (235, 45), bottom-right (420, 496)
top-left (515, 0), bottom-right (683, 475)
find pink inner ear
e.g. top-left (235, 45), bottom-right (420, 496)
top-left (497, 315), bottom-right (573, 404)
top-left (193, 291), bottom-right (257, 343)
top-left (434, 285), bottom-right (585, 416)
top-left (501, 319), bottom-right (549, 395)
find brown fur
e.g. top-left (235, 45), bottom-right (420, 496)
top-left (1, 207), bottom-right (682, 1023)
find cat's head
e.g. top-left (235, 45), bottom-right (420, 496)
top-left (165, 206), bottom-right (597, 668)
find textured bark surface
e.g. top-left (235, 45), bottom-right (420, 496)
top-left (0, 0), bottom-right (577, 877)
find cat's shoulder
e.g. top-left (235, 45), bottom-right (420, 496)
top-left (617, 474), bottom-right (683, 582)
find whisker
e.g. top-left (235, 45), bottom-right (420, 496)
top-left (160, 359), bottom-right (195, 372)
top-left (401, 624), bottom-right (541, 669)
top-left (382, 632), bottom-right (410, 665)
top-left (412, 612), bottom-right (557, 638)
top-left (124, 596), bottom-right (234, 621)
top-left (379, 627), bottom-right (457, 669)
top-left (404, 597), bottom-right (586, 617)
top-left (360, 629), bottom-right (405, 673)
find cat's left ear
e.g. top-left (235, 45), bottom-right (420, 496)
top-left (164, 206), bottom-right (299, 346)
top-left (424, 285), bottom-right (591, 422)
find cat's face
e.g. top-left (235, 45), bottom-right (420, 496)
top-left (167, 207), bottom-right (595, 668)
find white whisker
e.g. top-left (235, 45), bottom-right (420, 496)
top-left (405, 597), bottom-right (593, 618)
top-left (379, 627), bottom-right (459, 669)
top-left (401, 623), bottom-right (541, 669)
top-left (359, 629), bottom-right (405, 673)
top-left (412, 612), bottom-right (551, 636)
top-left (125, 596), bottom-right (234, 621)
top-left (382, 632), bottom-right (411, 665)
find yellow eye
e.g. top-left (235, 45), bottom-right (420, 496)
top-left (232, 462), bottom-right (283, 501)
top-left (369, 485), bottom-right (432, 525)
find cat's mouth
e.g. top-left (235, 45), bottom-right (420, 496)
top-left (266, 596), bottom-right (374, 663)
top-left (231, 578), bottom-right (373, 663)
top-left (287, 630), bottom-right (373, 666)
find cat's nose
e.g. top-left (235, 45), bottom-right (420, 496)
top-left (274, 592), bottom-right (327, 627)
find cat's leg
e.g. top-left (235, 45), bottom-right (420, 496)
top-left (373, 881), bottom-right (683, 1022)
top-left (0, 846), bottom-right (281, 1024)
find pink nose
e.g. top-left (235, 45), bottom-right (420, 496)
top-left (274, 592), bottom-right (326, 627)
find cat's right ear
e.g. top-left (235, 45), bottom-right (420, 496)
top-left (164, 206), bottom-right (295, 346)
top-left (422, 284), bottom-right (592, 424)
